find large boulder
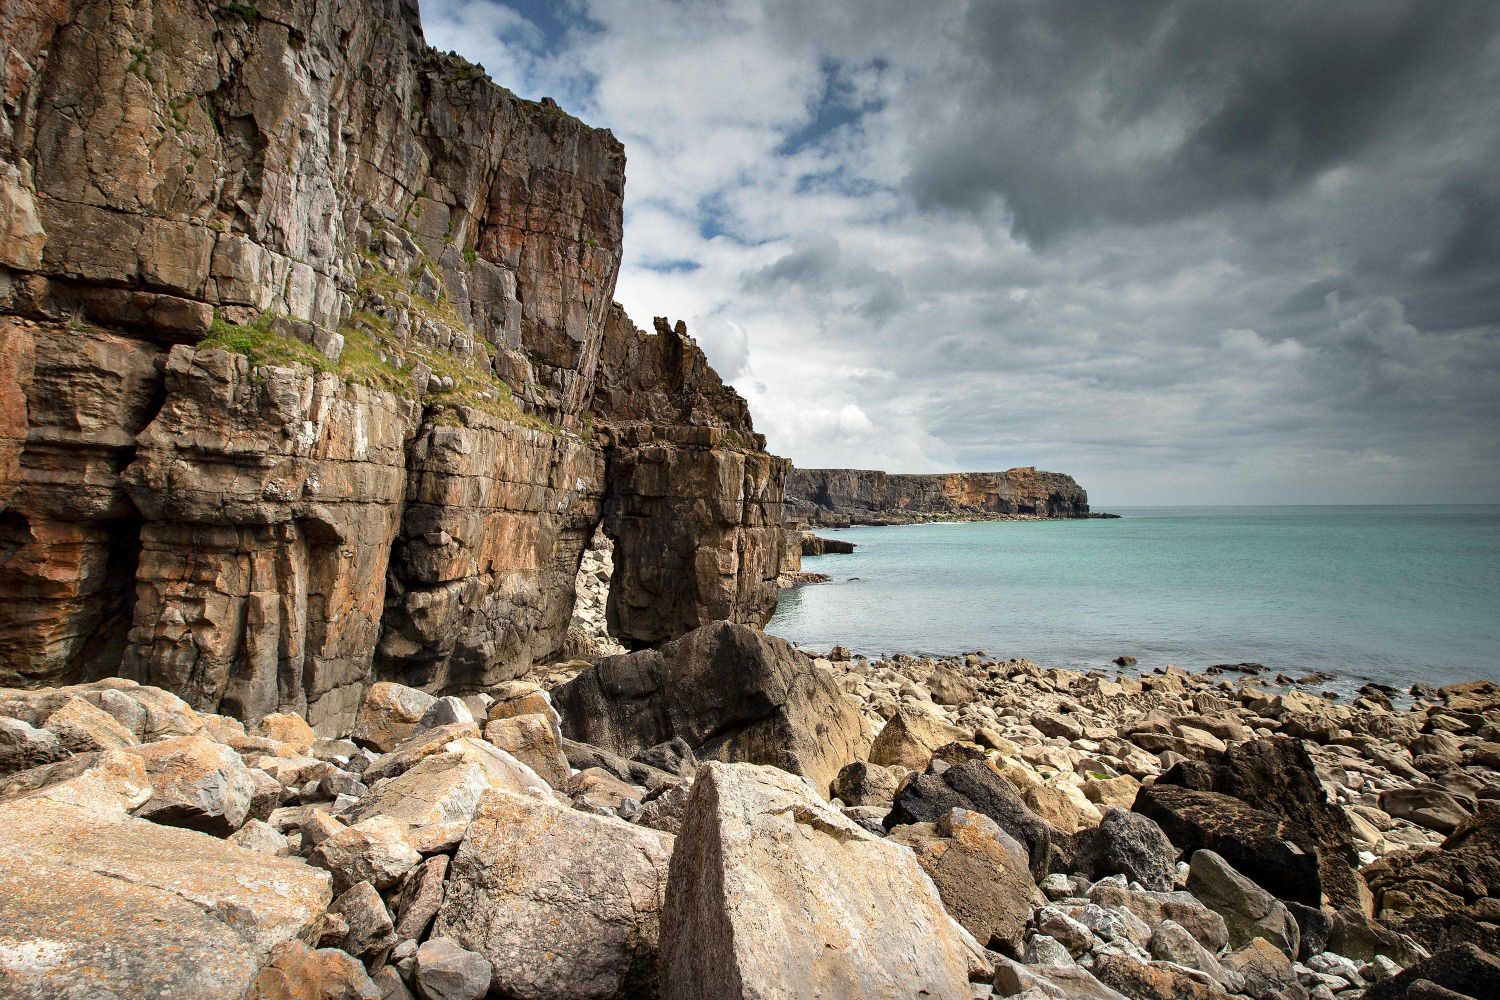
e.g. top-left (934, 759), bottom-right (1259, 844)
top-left (1362, 943), bottom-right (1500, 1000)
top-left (1187, 849), bottom-right (1301, 958)
top-left (867, 708), bottom-right (966, 771)
top-left (886, 757), bottom-right (1060, 879)
top-left (1363, 805), bottom-right (1500, 954)
top-left (1071, 807), bottom-right (1179, 891)
top-left (352, 682), bottom-right (437, 753)
top-left (1157, 737), bottom-right (1365, 911)
top-left (889, 808), bottom-right (1042, 950)
top-left (125, 732), bottom-right (257, 835)
top-left (0, 752), bottom-right (332, 998)
top-left (552, 621), bottom-right (870, 795)
top-left (1134, 782), bottom-right (1321, 906)
top-left (660, 762), bottom-right (986, 1000)
top-left (432, 789), bottom-right (674, 1000)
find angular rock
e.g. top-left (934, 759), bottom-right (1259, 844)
top-left (1380, 786), bottom-right (1471, 835)
top-left (660, 761), bottom-right (985, 1000)
top-left (360, 723), bottom-right (482, 784)
top-left (245, 940), bottom-right (381, 1000)
top-left (255, 712), bottom-right (317, 753)
top-left (1362, 943), bottom-right (1500, 1000)
top-left (1362, 805), bottom-right (1500, 954)
top-left (43, 695), bottom-right (139, 754)
top-left (481, 713), bottom-right (571, 789)
top-left (869, 708), bottom-right (967, 771)
top-left (354, 683), bottom-right (438, 754)
top-left (413, 938), bottom-right (492, 1000)
top-left (1092, 953), bottom-right (1232, 1000)
top-left (1187, 849), bottom-right (1301, 958)
top-left (831, 760), bottom-right (907, 807)
top-left (0, 716), bottom-right (67, 774)
top-left (325, 881), bottom-right (398, 958)
top-left (1221, 937), bottom-right (1298, 1000)
top-left (1135, 782), bottom-right (1321, 906)
top-left (432, 789), bottom-right (674, 1000)
top-left (0, 752), bottom-right (332, 998)
top-left (393, 855), bottom-right (449, 943)
top-left (127, 733), bottom-right (257, 835)
top-left (993, 957), bottom-right (1128, 1000)
top-left (310, 815), bottom-right (421, 894)
top-left (553, 621), bottom-right (869, 795)
top-left (229, 818), bottom-right (293, 857)
top-left (890, 808), bottom-right (1042, 950)
top-left (350, 742), bottom-right (553, 828)
top-left (1072, 807), bottom-right (1179, 891)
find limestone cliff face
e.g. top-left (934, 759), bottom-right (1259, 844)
top-left (787, 467), bottom-right (1089, 525)
top-left (0, 0), bottom-right (785, 731)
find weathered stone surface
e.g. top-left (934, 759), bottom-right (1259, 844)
top-left (245, 940), bottom-right (382, 1000)
top-left (1362, 943), bottom-right (1500, 1000)
top-left (0, 751), bottom-right (332, 999)
top-left (353, 683), bottom-right (438, 754)
top-left (592, 312), bottom-right (788, 646)
top-left (392, 855), bottom-right (449, 943)
top-left (126, 732), bottom-right (256, 834)
top-left (1363, 805), bottom-right (1500, 954)
top-left (413, 938), bottom-right (492, 1000)
top-left (309, 815), bottom-right (421, 895)
top-left (1089, 882), bottom-right (1230, 952)
top-left (1135, 782), bottom-right (1322, 906)
top-left (325, 881), bottom-right (398, 959)
top-left (432, 789), bottom-right (674, 1000)
top-left (481, 713), bottom-right (570, 789)
top-left (886, 758), bottom-right (1060, 879)
top-left (890, 808), bottom-right (1042, 949)
top-left (1071, 807), bottom-right (1179, 891)
top-left (868, 707), bottom-right (966, 771)
top-left (349, 741), bottom-right (554, 827)
top-left (787, 466), bottom-right (1090, 525)
top-left (660, 761), bottom-right (984, 1000)
top-left (1187, 849), bottom-right (1301, 958)
top-left (831, 759), bottom-right (907, 807)
top-left (0, 0), bottom-right (786, 733)
top-left (553, 621), bottom-right (869, 795)
top-left (1092, 953), bottom-right (1232, 1000)
top-left (1380, 785), bottom-right (1471, 835)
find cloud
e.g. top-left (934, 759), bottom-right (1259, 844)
top-left (422, 0), bottom-right (1500, 504)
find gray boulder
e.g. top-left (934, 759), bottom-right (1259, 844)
top-left (1187, 849), bottom-right (1300, 958)
top-left (414, 938), bottom-right (491, 1000)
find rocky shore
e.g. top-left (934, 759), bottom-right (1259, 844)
top-left (2, 629), bottom-right (1495, 998)
top-left (787, 467), bottom-right (1093, 526)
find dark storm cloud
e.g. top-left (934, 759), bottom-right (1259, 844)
top-left (907, 0), bottom-right (1500, 244)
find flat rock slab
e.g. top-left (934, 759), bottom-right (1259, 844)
top-left (0, 756), bottom-right (332, 999)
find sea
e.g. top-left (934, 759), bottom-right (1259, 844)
top-left (768, 505), bottom-right (1500, 695)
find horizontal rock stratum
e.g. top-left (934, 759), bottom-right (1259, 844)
top-left (0, 0), bottom-right (787, 731)
top-left (786, 466), bottom-right (1091, 525)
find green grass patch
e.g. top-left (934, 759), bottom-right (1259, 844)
top-left (199, 311), bottom-right (333, 373)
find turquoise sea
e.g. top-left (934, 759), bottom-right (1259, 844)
top-left (768, 506), bottom-right (1500, 693)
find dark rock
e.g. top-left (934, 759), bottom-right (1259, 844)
top-left (801, 534), bottom-right (855, 555)
top-left (1363, 806), bottom-right (1500, 954)
top-left (561, 738), bottom-right (680, 793)
top-left (632, 737), bottom-right (699, 778)
top-left (886, 758), bottom-right (1059, 880)
top-left (1114, 656), bottom-right (1138, 667)
top-left (1134, 782), bottom-right (1321, 906)
top-left (1363, 944), bottom-right (1500, 1000)
top-left (1286, 901), bottom-right (1333, 960)
top-left (1092, 953), bottom-right (1231, 1000)
top-left (552, 621), bottom-right (869, 795)
top-left (1072, 807), bottom-right (1179, 891)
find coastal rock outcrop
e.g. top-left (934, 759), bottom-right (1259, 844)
top-left (551, 621), bottom-right (870, 794)
top-left (787, 466), bottom-right (1090, 525)
top-left (0, 0), bottom-right (786, 729)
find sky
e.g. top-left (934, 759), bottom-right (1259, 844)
top-left (423, 0), bottom-right (1500, 505)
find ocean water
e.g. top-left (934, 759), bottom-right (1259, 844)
top-left (768, 506), bottom-right (1500, 693)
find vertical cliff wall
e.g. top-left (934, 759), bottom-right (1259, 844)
top-left (786, 467), bottom-right (1090, 525)
top-left (0, 0), bottom-right (785, 731)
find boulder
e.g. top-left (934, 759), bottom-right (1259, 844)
top-left (392, 854), bottom-right (449, 942)
top-left (553, 621), bottom-right (869, 795)
top-left (1089, 882), bottom-right (1230, 952)
top-left (432, 789), bottom-right (674, 1000)
top-left (415, 696), bottom-right (474, 734)
top-left (413, 938), bottom-right (492, 1000)
top-left (831, 760), bottom-right (906, 807)
top-left (0, 752), bottom-right (332, 999)
top-left (0, 716), bottom-right (68, 774)
top-left (126, 733), bottom-right (257, 835)
top-left (887, 758), bottom-right (1060, 879)
top-left (43, 696), bottom-right (139, 753)
top-left (636, 781), bottom-right (693, 835)
top-left (1363, 805), bottom-right (1500, 954)
top-left (660, 762), bottom-right (985, 1000)
top-left (325, 881), bottom-right (398, 958)
top-left (349, 741), bottom-right (555, 827)
top-left (1159, 737), bottom-right (1365, 911)
top-left (1221, 937), bottom-right (1298, 1000)
top-left (360, 723), bottom-right (482, 784)
top-left (1380, 786), bottom-right (1471, 835)
top-left (483, 710), bottom-right (570, 791)
top-left (353, 683), bottom-right (437, 753)
top-left (632, 737), bottom-right (700, 778)
top-left (570, 766), bottom-right (647, 817)
top-left (890, 808), bottom-right (1042, 950)
top-left (309, 815), bottom-right (422, 894)
top-left (1187, 850), bottom-right (1300, 958)
top-left (992, 957), bottom-right (1128, 1000)
top-left (1362, 943), bottom-right (1500, 1000)
top-left (1134, 782), bottom-right (1321, 906)
top-left (869, 708), bottom-right (967, 771)
top-left (1071, 807), bottom-right (1179, 891)
top-left (1092, 953), bottom-right (1231, 1000)
top-left (245, 940), bottom-right (381, 1000)
top-left (255, 712), bottom-right (317, 753)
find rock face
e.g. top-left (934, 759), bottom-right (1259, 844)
top-left (1363, 805), bottom-right (1500, 954)
top-left (552, 621), bottom-right (870, 795)
top-left (786, 466), bottom-right (1090, 525)
top-left (0, 0), bottom-right (786, 731)
top-left (659, 762), bottom-right (983, 1000)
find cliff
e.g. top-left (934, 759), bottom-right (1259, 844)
top-left (0, 0), bottom-right (785, 732)
top-left (787, 466), bottom-right (1090, 525)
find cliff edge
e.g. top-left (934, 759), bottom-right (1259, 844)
top-left (0, 0), bottom-right (786, 732)
top-left (787, 466), bottom-right (1090, 526)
